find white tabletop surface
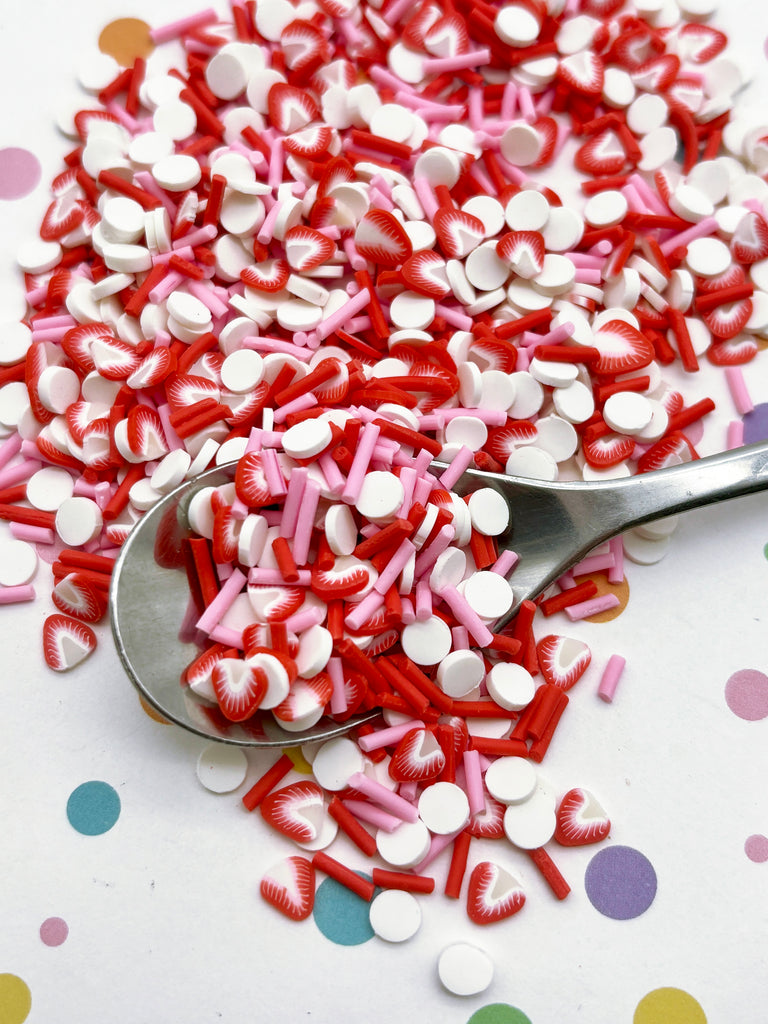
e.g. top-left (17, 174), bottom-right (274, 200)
top-left (0, 2), bottom-right (767, 1022)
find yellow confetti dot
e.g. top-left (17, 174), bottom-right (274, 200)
top-left (0, 974), bottom-right (32, 1024)
top-left (284, 746), bottom-right (314, 774)
top-left (634, 987), bottom-right (707, 1024)
top-left (98, 18), bottom-right (154, 67)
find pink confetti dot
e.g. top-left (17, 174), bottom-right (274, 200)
top-left (0, 147), bottom-right (41, 200)
top-left (745, 834), bottom-right (768, 863)
top-left (724, 669), bottom-right (768, 721)
top-left (39, 916), bottom-right (69, 946)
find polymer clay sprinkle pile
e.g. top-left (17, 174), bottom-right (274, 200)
top-left (0, 0), bottom-right (766, 992)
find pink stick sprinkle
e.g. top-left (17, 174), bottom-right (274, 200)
top-left (725, 366), bottom-right (754, 415)
top-left (284, 604), bottom-right (326, 633)
top-left (208, 625), bottom-right (245, 648)
top-left (413, 176), bottom-right (438, 220)
top-left (344, 588), bottom-right (386, 631)
top-left (414, 831), bottom-right (459, 870)
top-left (185, 279), bottom-right (229, 318)
top-left (149, 270), bottom-right (184, 304)
top-left (374, 538), bottom-right (417, 594)
top-left (280, 467), bottom-right (308, 540)
top-left (327, 656), bottom-right (348, 716)
top-left (273, 393), bottom-right (317, 425)
top-left (413, 524), bottom-right (456, 579)
top-left (315, 287), bottom-right (371, 342)
top-left (248, 568), bottom-right (312, 586)
top-left (150, 8), bottom-right (219, 43)
top-left (462, 749), bottom-right (485, 816)
top-left (0, 584), bottom-right (36, 605)
top-left (572, 551), bottom-right (615, 577)
top-left (260, 447), bottom-right (287, 499)
top-left (415, 579), bottom-right (433, 621)
top-left (196, 568), bottom-right (247, 635)
top-left (438, 586), bottom-right (494, 646)
top-left (171, 224), bottom-right (218, 249)
top-left (422, 49), bottom-right (491, 74)
top-left (491, 549), bottom-right (519, 576)
top-left (341, 422), bottom-right (380, 503)
top-left (501, 81), bottom-right (517, 121)
top-left (565, 593), bottom-right (621, 621)
top-left (419, 408), bottom-right (507, 428)
top-left (347, 772), bottom-right (419, 823)
top-left (598, 654), bottom-right (626, 703)
top-left (317, 452), bottom-right (346, 496)
top-left (357, 721), bottom-right (423, 752)
top-left (10, 523), bottom-right (55, 545)
top-left (0, 433), bottom-right (23, 472)
top-left (607, 536), bottom-right (625, 585)
top-left (341, 799), bottom-right (402, 833)
top-left (727, 419), bottom-right (745, 449)
top-left (0, 459), bottom-right (41, 490)
top-left (517, 87), bottom-right (536, 123)
top-left (438, 446), bottom-right (474, 490)
top-left (451, 625), bottom-right (470, 650)
top-left (434, 303), bottom-right (473, 330)
top-left (291, 478), bottom-right (320, 566)
top-left (659, 216), bottom-right (718, 256)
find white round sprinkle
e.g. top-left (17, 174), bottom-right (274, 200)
top-left (54, 496), bottom-right (103, 546)
top-left (603, 391), bottom-right (654, 434)
top-left (486, 662), bottom-right (536, 711)
top-left (418, 781), bottom-right (470, 835)
top-left (467, 487), bottom-right (509, 536)
top-left (152, 154), bottom-right (202, 192)
top-left (196, 742), bottom-right (248, 794)
top-left (0, 322), bottom-right (33, 366)
top-left (552, 379), bottom-right (595, 424)
top-left (461, 571), bottom-right (515, 621)
top-left (36, 366), bottom-right (80, 415)
top-left (25, 467), bottom-right (75, 511)
top-left (505, 445), bottom-right (558, 480)
top-left (584, 190), bottom-right (628, 229)
top-left (622, 528), bottom-right (671, 565)
top-left (0, 538), bottom-right (38, 586)
top-left (438, 942), bottom-right (494, 997)
top-left (369, 889), bottom-right (422, 943)
top-left (389, 291), bottom-right (435, 331)
top-left (311, 737), bottom-right (365, 792)
top-left (295, 625), bottom-right (333, 679)
top-left (485, 756), bottom-right (538, 805)
top-left (401, 615), bottom-right (452, 666)
top-left (376, 819), bottom-right (431, 868)
top-left (500, 122), bottom-right (542, 167)
top-left (685, 236), bottom-right (732, 277)
top-left (505, 189), bottom-right (549, 231)
top-left (503, 793), bottom-right (557, 849)
top-left (355, 470), bottom-right (404, 522)
top-left (436, 649), bottom-right (486, 698)
top-left (282, 418), bottom-right (333, 460)
top-left (529, 356), bottom-right (578, 388)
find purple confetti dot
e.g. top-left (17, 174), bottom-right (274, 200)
top-left (743, 402), bottom-right (768, 445)
top-left (0, 147), bottom-right (41, 200)
top-left (725, 669), bottom-right (768, 721)
top-left (745, 835), bottom-right (768, 863)
top-left (584, 845), bottom-right (657, 920)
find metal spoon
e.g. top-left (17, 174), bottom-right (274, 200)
top-left (110, 441), bottom-right (768, 746)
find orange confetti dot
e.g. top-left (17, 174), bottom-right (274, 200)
top-left (138, 694), bottom-right (171, 724)
top-left (98, 18), bottom-right (154, 67)
top-left (582, 572), bottom-right (630, 623)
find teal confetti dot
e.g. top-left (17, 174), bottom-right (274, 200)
top-left (467, 1005), bottom-right (533, 1024)
top-left (66, 781), bottom-right (121, 835)
top-left (312, 874), bottom-right (375, 946)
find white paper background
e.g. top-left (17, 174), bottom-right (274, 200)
top-left (0, 2), bottom-right (767, 1021)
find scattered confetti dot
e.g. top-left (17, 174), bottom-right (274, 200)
top-left (0, 974), bottom-right (32, 1024)
top-left (98, 18), bottom-right (154, 66)
top-left (66, 780), bottom-right (121, 835)
top-left (138, 693), bottom-right (171, 724)
top-left (284, 746), bottom-right (314, 774)
top-left (0, 147), bottom-right (41, 200)
top-left (744, 834), bottom-right (768, 863)
top-left (312, 873), bottom-right (375, 945)
top-left (724, 669), bottom-right (768, 721)
top-left (583, 573), bottom-right (630, 622)
top-left (467, 1005), bottom-right (533, 1024)
top-left (584, 845), bottom-right (657, 920)
top-left (633, 987), bottom-right (706, 1024)
top-left (39, 917), bottom-right (69, 947)
top-left (742, 402), bottom-right (768, 444)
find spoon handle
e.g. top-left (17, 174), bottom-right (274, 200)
top-left (589, 441), bottom-right (768, 536)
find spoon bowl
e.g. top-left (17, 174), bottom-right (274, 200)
top-left (110, 443), bottom-right (768, 746)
